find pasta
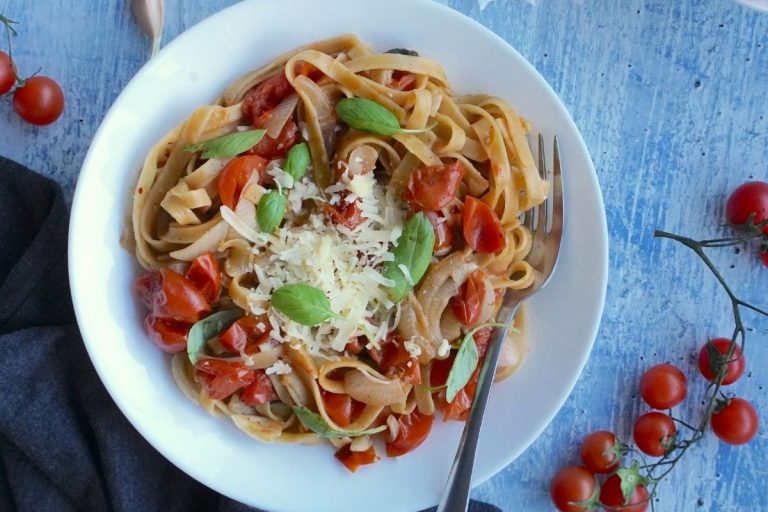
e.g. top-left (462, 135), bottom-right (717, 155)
top-left (130, 34), bottom-right (547, 471)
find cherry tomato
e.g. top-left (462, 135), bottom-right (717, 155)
top-left (711, 397), bottom-right (759, 445)
top-left (403, 161), bottom-right (465, 211)
top-left (424, 210), bottom-right (454, 253)
top-left (12, 76), bottom-right (65, 125)
top-left (334, 445), bottom-right (379, 472)
top-left (321, 389), bottom-right (365, 428)
top-left (195, 359), bottom-right (255, 400)
top-left (550, 466), bottom-right (597, 512)
top-left (185, 252), bottom-right (221, 303)
top-left (600, 474), bottom-right (649, 512)
top-left (761, 250), bottom-right (768, 268)
top-left (240, 370), bottom-right (277, 406)
top-left (294, 60), bottom-right (323, 81)
top-left (462, 196), bottom-right (506, 253)
top-left (241, 70), bottom-right (294, 123)
top-left (639, 363), bottom-right (688, 409)
top-left (376, 335), bottom-right (421, 384)
top-left (143, 316), bottom-right (188, 353)
top-left (134, 268), bottom-right (211, 323)
top-left (324, 194), bottom-right (364, 230)
top-left (450, 271), bottom-right (487, 326)
top-left (219, 315), bottom-right (270, 355)
top-left (385, 410), bottom-right (433, 457)
top-left (247, 118), bottom-right (299, 160)
top-left (389, 71), bottom-right (418, 91)
top-left (0, 51), bottom-right (15, 95)
top-left (633, 412), bottom-right (676, 456)
top-left (726, 181), bottom-right (768, 234)
top-left (218, 155), bottom-right (267, 210)
top-left (698, 338), bottom-right (745, 385)
top-left (580, 430), bottom-right (621, 474)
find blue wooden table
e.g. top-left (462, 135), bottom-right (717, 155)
top-left (1, 0), bottom-right (766, 510)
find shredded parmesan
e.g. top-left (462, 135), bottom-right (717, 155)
top-left (245, 174), bottom-right (406, 353)
top-left (265, 360), bottom-right (293, 375)
top-left (404, 339), bottom-right (422, 358)
top-left (437, 338), bottom-right (451, 358)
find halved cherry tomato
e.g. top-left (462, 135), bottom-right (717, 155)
top-left (321, 390), bottom-right (366, 428)
top-left (335, 445), bottom-right (379, 472)
top-left (377, 336), bottom-right (421, 385)
top-left (218, 155), bottom-right (267, 210)
top-left (185, 252), bottom-right (221, 304)
top-left (424, 210), bottom-right (454, 253)
top-left (324, 194), bottom-right (364, 230)
top-left (219, 315), bottom-right (271, 355)
top-left (462, 196), bottom-right (506, 253)
top-left (144, 316), bottom-right (189, 353)
top-left (404, 161), bottom-right (465, 211)
top-left (240, 370), bottom-right (278, 406)
top-left (134, 268), bottom-right (210, 323)
top-left (247, 118), bottom-right (299, 160)
top-left (386, 410), bottom-right (434, 457)
top-left (241, 70), bottom-right (294, 123)
top-left (195, 359), bottom-right (255, 400)
top-left (450, 271), bottom-right (486, 325)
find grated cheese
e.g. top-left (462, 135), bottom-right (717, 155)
top-left (437, 338), bottom-right (451, 358)
top-left (265, 360), bottom-right (293, 375)
top-left (404, 339), bottom-right (422, 358)
top-left (245, 171), bottom-right (407, 353)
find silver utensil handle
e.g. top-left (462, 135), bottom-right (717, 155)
top-left (436, 303), bottom-right (520, 512)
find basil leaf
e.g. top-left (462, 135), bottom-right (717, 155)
top-left (271, 283), bottom-right (335, 326)
top-left (283, 142), bottom-right (310, 182)
top-left (183, 129), bottom-right (265, 159)
top-left (445, 322), bottom-right (507, 402)
top-left (336, 97), bottom-right (403, 136)
top-left (292, 406), bottom-right (387, 438)
top-left (257, 190), bottom-right (287, 233)
top-left (187, 309), bottom-right (243, 365)
top-left (383, 212), bottom-right (435, 301)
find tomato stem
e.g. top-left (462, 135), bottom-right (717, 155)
top-left (0, 14), bottom-right (22, 84)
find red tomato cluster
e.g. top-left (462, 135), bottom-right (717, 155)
top-left (551, 336), bottom-right (758, 512)
top-left (0, 49), bottom-right (64, 125)
top-left (725, 181), bottom-right (768, 266)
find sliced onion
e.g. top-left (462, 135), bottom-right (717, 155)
top-left (220, 205), bottom-right (262, 243)
top-left (469, 276), bottom-right (496, 328)
top-left (386, 414), bottom-right (400, 442)
top-left (344, 369), bottom-right (406, 406)
top-left (293, 75), bottom-right (336, 155)
top-left (346, 145), bottom-right (378, 176)
top-left (264, 94), bottom-right (299, 138)
top-left (243, 346), bottom-right (282, 370)
top-left (282, 372), bottom-right (311, 407)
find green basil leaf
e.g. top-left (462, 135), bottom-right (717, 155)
top-left (336, 97), bottom-right (403, 136)
top-left (183, 129), bottom-right (265, 159)
top-left (445, 322), bottom-right (507, 402)
top-left (187, 309), bottom-right (243, 365)
top-left (271, 283), bottom-right (335, 326)
top-left (283, 142), bottom-right (310, 182)
top-left (257, 190), bottom-right (287, 233)
top-left (383, 212), bottom-right (435, 301)
top-left (292, 406), bottom-right (387, 438)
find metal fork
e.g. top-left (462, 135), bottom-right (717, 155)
top-left (436, 135), bottom-right (565, 512)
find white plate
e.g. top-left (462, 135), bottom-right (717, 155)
top-left (736, 0), bottom-right (768, 13)
top-left (69, 1), bottom-right (608, 510)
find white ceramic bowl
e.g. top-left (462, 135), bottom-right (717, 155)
top-left (69, 1), bottom-right (608, 510)
top-left (736, 0), bottom-right (768, 13)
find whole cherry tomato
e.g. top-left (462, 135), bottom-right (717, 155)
top-left (698, 338), bottom-right (745, 385)
top-left (550, 466), bottom-right (597, 512)
top-left (633, 412), bottom-right (676, 457)
top-left (0, 51), bottom-right (15, 95)
top-left (580, 430), bottom-right (621, 473)
top-left (600, 474), bottom-right (649, 512)
top-left (726, 181), bottom-right (768, 234)
top-left (639, 363), bottom-right (688, 409)
top-left (462, 196), bottom-right (506, 253)
top-left (13, 76), bottom-right (65, 125)
top-left (218, 155), bottom-right (267, 210)
top-left (711, 397), bottom-right (759, 445)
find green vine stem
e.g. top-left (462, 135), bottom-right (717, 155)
top-left (0, 14), bottom-right (21, 83)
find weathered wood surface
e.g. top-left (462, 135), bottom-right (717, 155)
top-left (1, 0), bottom-right (765, 510)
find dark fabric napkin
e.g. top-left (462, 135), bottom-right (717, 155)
top-left (0, 157), bottom-right (501, 512)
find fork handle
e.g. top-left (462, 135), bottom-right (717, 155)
top-left (436, 304), bottom-right (521, 512)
